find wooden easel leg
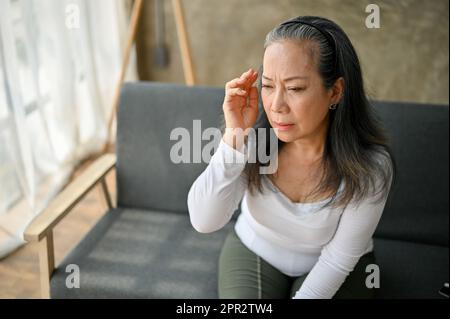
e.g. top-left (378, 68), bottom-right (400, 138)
top-left (172, 0), bottom-right (196, 86)
top-left (105, 0), bottom-right (145, 151)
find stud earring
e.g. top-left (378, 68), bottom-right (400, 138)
top-left (329, 104), bottom-right (337, 110)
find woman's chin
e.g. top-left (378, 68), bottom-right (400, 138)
top-left (275, 130), bottom-right (297, 143)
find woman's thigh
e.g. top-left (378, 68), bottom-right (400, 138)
top-left (289, 252), bottom-right (377, 299)
top-left (218, 229), bottom-right (292, 299)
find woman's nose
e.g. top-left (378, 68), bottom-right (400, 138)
top-left (270, 89), bottom-right (288, 113)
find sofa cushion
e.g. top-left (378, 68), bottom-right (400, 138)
top-left (373, 237), bottom-right (449, 298)
top-left (372, 101), bottom-right (449, 246)
top-left (50, 208), bottom-right (448, 299)
top-left (50, 208), bottom-right (234, 298)
top-left (116, 82), bottom-right (224, 214)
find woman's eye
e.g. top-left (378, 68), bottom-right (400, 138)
top-left (261, 85), bottom-right (304, 92)
top-left (289, 87), bottom-right (305, 92)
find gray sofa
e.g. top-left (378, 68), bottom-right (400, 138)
top-left (49, 82), bottom-right (448, 299)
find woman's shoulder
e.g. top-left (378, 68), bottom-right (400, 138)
top-left (368, 145), bottom-right (394, 176)
top-left (364, 145), bottom-right (395, 201)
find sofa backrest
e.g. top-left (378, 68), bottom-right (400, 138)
top-left (117, 82), bottom-right (449, 246)
top-left (372, 101), bottom-right (448, 246)
top-left (116, 82), bottom-right (222, 214)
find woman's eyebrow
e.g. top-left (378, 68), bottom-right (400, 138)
top-left (262, 75), bottom-right (309, 82)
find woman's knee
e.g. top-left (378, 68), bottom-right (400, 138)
top-left (218, 230), bottom-right (292, 299)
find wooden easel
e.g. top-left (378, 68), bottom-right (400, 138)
top-left (104, 0), bottom-right (196, 151)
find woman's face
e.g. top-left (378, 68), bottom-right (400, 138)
top-left (262, 40), bottom-right (334, 143)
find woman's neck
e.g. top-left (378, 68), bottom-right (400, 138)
top-left (284, 120), bottom-right (328, 165)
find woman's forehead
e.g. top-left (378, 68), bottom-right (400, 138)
top-left (263, 41), bottom-right (318, 76)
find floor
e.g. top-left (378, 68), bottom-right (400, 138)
top-left (0, 155), bottom-right (117, 299)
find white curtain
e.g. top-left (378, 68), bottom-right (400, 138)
top-left (0, 0), bottom-right (137, 258)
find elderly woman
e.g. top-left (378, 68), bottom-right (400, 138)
top-left (188, 16), bottom-right (395, 299)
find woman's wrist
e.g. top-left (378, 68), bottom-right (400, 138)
top-left (222, 128), bottom-right (247, 151)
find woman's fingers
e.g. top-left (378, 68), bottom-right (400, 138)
top-left (229, 87), bottom-right (247, 96)
top-left (249, 86), bottom-right (258, 100)
top-left (226, 69), bottom-right (257, 90)
top-left (248, 86), bottom-right (258, 109)
top-left (225, 70), bottom-right (250, 89)
top-left (224, 87), bottom-right (247, 103)
top-left (242, 86), bottom-right (259, 127)
top-left (242, 70), bottom-right (258, 92)
top-left (226, 78), bottom-right (244, 89)
top-left (223, 69), bottom-right (259, 131)
top-left (245, 71), bottom-right (258, 92)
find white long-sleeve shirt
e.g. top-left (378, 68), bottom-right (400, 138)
top-left (187, 138), bottom-right (392, 299)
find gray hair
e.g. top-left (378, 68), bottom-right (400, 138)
top-left (262, 16), bottom-right (339, 89)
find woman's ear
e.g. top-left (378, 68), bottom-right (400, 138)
top-left (331, 77), bottom-right (345, 104)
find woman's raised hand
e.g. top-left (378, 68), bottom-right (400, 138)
top-left (222, 69), bottom-right (259, 149)
top-left (223, 68), bottom-right (259, 130)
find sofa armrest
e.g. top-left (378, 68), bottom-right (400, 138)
top-left (24, 153), bottom-right (116, 298)
top-left (24, 153), bottom-right (116, 242)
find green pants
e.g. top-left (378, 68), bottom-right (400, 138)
top-left (218, 228), bottom-right (377, 299)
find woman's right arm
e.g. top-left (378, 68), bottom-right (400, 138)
top-left (187, 138), bottom-right (248, 233)
top-left (187, 68), bottom-right (259, 233)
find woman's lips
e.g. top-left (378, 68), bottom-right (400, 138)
top-left (273, 121), bottom-right (295, 131)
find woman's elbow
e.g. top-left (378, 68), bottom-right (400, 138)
top-left (189, 217), bottom-right (220, 234)
top-left (187, 194), bottom-right (210, 233)
top-left (187, 195), bottom-right (228, 233)
top-left (188, 207), bottom-right (225, 233)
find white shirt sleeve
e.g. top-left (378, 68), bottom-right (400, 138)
top-left (187, 138), bottom-right (248, 233)
top-left (293, 154), bottom-right (393, 299)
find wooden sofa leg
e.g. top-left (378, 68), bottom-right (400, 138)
top-left (100, 178), bottom-right (113, 209)
top-left (38, 230), bottom-right (55, 299)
